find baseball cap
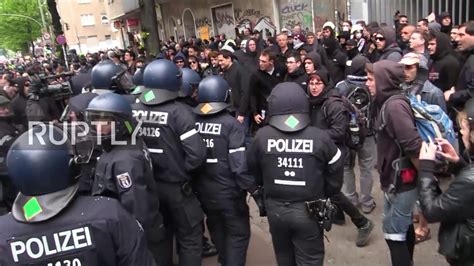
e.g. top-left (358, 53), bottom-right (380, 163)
top-left (399, 52), bottom-right (420, 65)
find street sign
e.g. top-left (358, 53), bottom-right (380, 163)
top-left (56, 34), bottom-right (66, 45)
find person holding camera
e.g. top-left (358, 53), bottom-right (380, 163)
top-left (25, 68), bottom-right (61, 123)
top-left (418, 98), bottom-right (474, 266)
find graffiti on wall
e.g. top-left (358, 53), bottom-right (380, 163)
top-left (279, 0), bottom-right (313, 32)
top-left (211, 4), bottom-right (235, 38)
top-left (196, 16), bottom-right (212, 40)
top-left (234, 8), bottom-right (276, 38)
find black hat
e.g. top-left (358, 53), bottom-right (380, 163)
top-left (268, 82), bottom-right (310, 132)
top-left (465, 98), bottom-right (474, 123)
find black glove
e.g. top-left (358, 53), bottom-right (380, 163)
top-left (251, 187), bottom-right (266, 217)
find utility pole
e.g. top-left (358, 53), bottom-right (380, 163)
top-left (37, 0), bottom-right (48, 33)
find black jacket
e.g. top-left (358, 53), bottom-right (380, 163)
top-left (92, 139), bottom-right (163, 243)
top-left (221, 62), bottom-right (250, 115)
top-left (0, 196), bottom-right (155, 265)
top-left (450, 48), bottom-right (474, 108)
top-left (428, 31), bottom-right (461, 92)
top-left (284, 67), bottom-right (308, 90)
top-left (132, 100), bottom-right (206, 183)
top-left (70, 68), bottom-right (92, 95)
top-left (194, 111), bottom-right (254, 201)
top-left (325, 49), bottom-right (348, 84)
top-left (309, 88), bottom-right (349, 147)
top-left (247, 125), bottom-right (343, 201)
top-left (418, 159), bottom-right (474, 262)
top-left (243, 66), bottom-right (285, 116)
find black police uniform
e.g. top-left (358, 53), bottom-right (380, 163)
top-left (132, 60), bottom-right (206, 266)
top-left (194, 107), bottom-right (253, 266)
top-left (247, 82), bottom-right (344, 266)
top-left (0, 119), bottom-right (19, 213)
top-left (92, 140), bottom-right (164, 246)
top-left (133, 99), bottom-right (206, 266)
top-left (0, 195), bottom-right (156, 265)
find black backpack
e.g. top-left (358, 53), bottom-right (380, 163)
top-left (323, 87), bottom-right (370, 149)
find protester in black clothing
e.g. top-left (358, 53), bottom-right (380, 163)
top-left (283, 52), bottom-right (308, 90)
top-left (322, 37), bottom-right (348, 84)
top-left (308, 72), bottom-right (374, 247)
top-left (418, 102), bottom-right (474, 266)
top-left (243, 48), bottom-right (286, 129)
top-left (428, 31), bottom-right (461, 92)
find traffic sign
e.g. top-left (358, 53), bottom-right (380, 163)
top-left (56, 34), bottom-right (66, 45)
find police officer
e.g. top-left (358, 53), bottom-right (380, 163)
top-left (178, 67), bottom-right (201, 110)
top-left (132, 59), bottom-right (206, 266)
top-left (60, 92), bottom-right (98, 195)
top-left (131, 67), bottom-right (145, 97)
top-left (194, 76), bottom-right (254, 265)
top-left (90, 60), bottom-right (133, 97)
top-left (180, 67), bottom-right (219, 258)
top-left (86, 93), bottom-right (165, 264)
top-left (0, 95), bottom-right (19, 214)
top-left (247, 82), bottom-right (344, 265)
top-left (0, 125), bottom-right (155, 265)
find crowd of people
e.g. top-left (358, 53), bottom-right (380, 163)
top-left (0, 9), bottom-right (473, 266)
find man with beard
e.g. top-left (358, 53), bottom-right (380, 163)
top-left (399, 25), bottom-right (416, 53)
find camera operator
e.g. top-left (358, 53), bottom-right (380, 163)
top-left (418, 98), bottom-right (474, 265)
top-left (24, 66), bottom-right (61, 122)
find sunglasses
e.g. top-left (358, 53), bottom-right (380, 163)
top-left (375, 37), bottom-right (385, 41)
top-left (189, 61), bottom-right (197, 64)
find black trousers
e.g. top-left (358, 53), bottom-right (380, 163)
top-left (331, 191), bottom-right (368, 228)
top-left (157, 182), bottom-right (204, 266)
top-left (266, 199), bottom-right (324, 266)
top-left (202, 195), bottom-right (250, 266)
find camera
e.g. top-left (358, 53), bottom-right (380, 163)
top-left (31, 72), bottom-right (75, 100)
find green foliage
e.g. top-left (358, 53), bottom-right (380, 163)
top-left (0, 0), bottom-right (49, 52)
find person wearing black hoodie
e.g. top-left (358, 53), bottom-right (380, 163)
top-left (437, 12), bottom-right (453, 35)
top-left (238, 38), bottom-right (259, 74)
top-left (428, 31), bottom-right (461, 92)
top-left (308, 71), bottom-right (374, 248)
top-left (368, 60), bottom-right (421, 266)
top-left (303, 52), bottom-right (330, 85)
top-left (336, 55), bottom-right (377, 215)
top-left (283, 52), bottom-right (308, 90)
top-left (374, 26), bottom-right (403, 62)
top-left (322, 37), bottom-right (348, 84)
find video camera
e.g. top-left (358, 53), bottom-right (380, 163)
top-left (34, 72), bottom-right (75, 100)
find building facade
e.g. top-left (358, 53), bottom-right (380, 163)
top-left (57, 0), bottom-right (118, 53)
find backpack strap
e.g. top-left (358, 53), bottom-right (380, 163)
top-left (322, 95), bottom-right (343, 119)
top-left (378, 94), bottom-right (409, 154)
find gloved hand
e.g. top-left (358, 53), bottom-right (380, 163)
top-left (250, 187), bottom-right (266, 217)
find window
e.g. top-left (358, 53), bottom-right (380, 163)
top-left (80, 14), bottom-right (95, 26)
top-left (105, 34), bottom-right (111, 40)
top-left (78, 0), bottom-right (91, 3)
top-left (101, 14), bottom-right (109, 24)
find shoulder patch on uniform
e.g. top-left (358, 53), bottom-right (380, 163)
top-left (116, 172), bottom-right (133, 189)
